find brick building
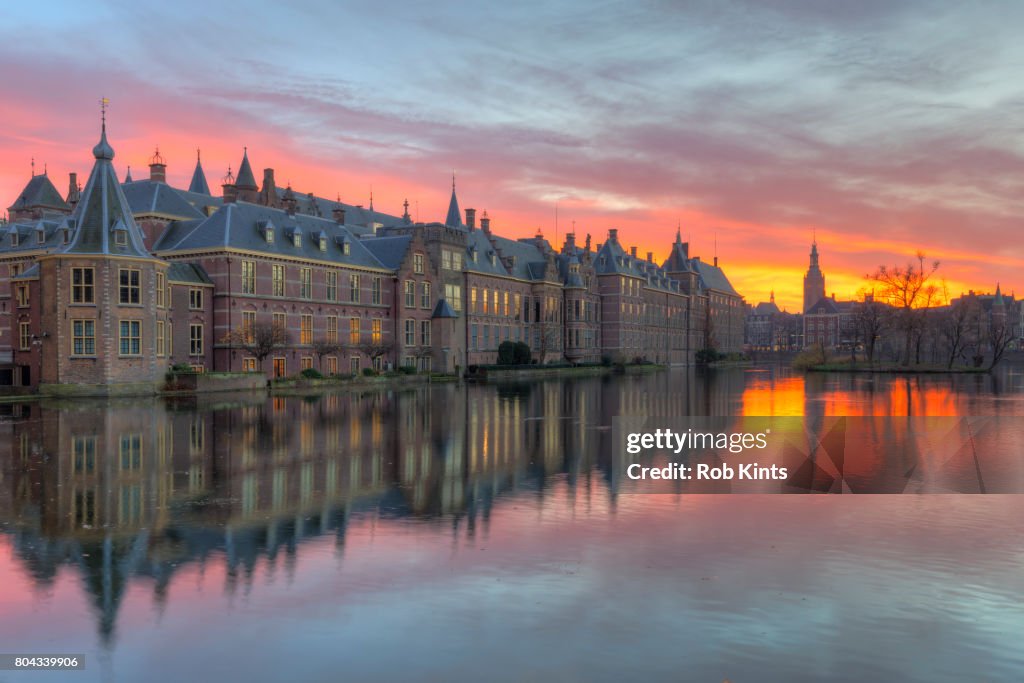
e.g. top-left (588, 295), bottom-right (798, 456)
top-left (0, 121), bottom-right (745, 393)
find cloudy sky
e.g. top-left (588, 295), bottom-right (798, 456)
top-left (3, 0), bottom-right (1024, 309)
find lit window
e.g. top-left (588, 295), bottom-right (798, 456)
top-left (371, 319), bottom-right (382, 344)
top-left (300, 314), bottom-right (312, 344)
top-left (349, 317), bottom-right (360, 345)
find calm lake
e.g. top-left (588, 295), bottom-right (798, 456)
top-left (1, 365), bottom-right (1023, 682)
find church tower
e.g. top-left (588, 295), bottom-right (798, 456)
top-left (803, 239), bottom-right (825, 313)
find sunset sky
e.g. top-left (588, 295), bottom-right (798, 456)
top-left (3, 1), bottom-right (1024, 310)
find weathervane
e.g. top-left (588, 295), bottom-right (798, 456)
top-left (100, 97), bottom-right (109, 128)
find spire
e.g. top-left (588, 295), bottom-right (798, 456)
top-left (995, 283), bottom-right (1004, 304)
top-left (445, 173), bottom-right (461, 227)
top-left (124, 166), bottom-right (133, 183)
top-left (234, 147), bottom-right (257, 190)
top-left (62, 108), bottom-right (152, 258)
top-left (675, 221), bottom-right (682, 244)
top-left (770, 290), bottom-right (775, 303)
top-left (189, 148), bottom-right (211, 195)
top-left (402, 198), bottom-right (411, 223)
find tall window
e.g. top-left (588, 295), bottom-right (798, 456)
top-left (15, 284), bottom-right (28, 307)
top-left (241, 260), bottom-right (256, 294)
top-left (503, 291), bottom-right (510, 317)
top-left (273, 312), bottom-right (286, 329)
top-left (371, 319), bottom-right (382, 344)
top-left (156, 272), bottom-right (166, 308)
top-left (189, 324), bottom-right (204, 356)
top-left (19, 322), bottom-right (31, 350)
top-left (404, 319), bottom-right (415, 346)
top-left (445, 284), bottom-right (462, 311)
top-left (442, 250), bottom-right (452, 270)
top-left (242, 311), bottom-right (256, 342)
top-left (471, 287), bottom-right (478, 313)
top-left (349, 274), bottom-right (360, 302)
top-left (349, 317), bottom-right (360, 345)
top-left (326, 315), bottom-right (338, 343)
top-left (119, 269), bottom-right (140, 304)
top-left (300, 268), bottom-right (312, 299)
top-left (156, 320), bottom-right (166, 356)
top-left (420, 320), bottom-right (431, 346)
top-left (372, 277), bottom-right (382, 305)
top-left (404, 280), bottom-right (415, 307)
top-left (326, 271), bottom-right (338, 301)
top-left (300, 314), bottom-right (313, 344)
top-left (482, 289), bottom-right (489, 315)
top-left (272, 265), bottom-right (285, 296)
top-left (189, 288), bottom-right (203, 310)
top-left (452, 251), bottom-right (463, 270)
top-left (72, 320), bottom-right (95, 355)
top-left (72, 268), bottom-right (95, 304)
top-left (414, 253), bottom-right (424, 274)
top-left (119, 320), bottom-right (141, 355)
top-left (420, 282), bottom-right (431, 309)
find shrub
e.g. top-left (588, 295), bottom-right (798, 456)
top-left (513, 341), bottom-right (532, 365)
top-left (792, 345), bottom-right (829, 370)
top-left (361, 367), bottom-right (377, 377)
top-left (398, 365), bottom-right (417, 375)
top-left (299, 367), bottom-right (323, 379)
top-left (695, 348), bottom-right (722, 364)
top-left (497, 341), bottom-right (517, 365)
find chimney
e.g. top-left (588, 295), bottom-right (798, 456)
top-left (66, 172), bottom-right (80, 206)
top-left (608, 228), bottom-right (618, 243)
top-left (564, 233), bottom-right (576, 252)
top-left (332, 206), bottom-right (346, 224)
top-left (480, 211), bottom-right (491, 233)
top-left (465, 208), bottom-right (476, 230)
top-left (630, 246), bottom-right (637, 258)
top-left (223, 184), bottom-right (237, 204)
top-left (149, 147), bottom-right (167, 183)
top-left (261, 168), bottom-right (278, 207)
top-left (647, 251), bottom-right (653, 263)
top-left (714, 256), bottom-right (718, 267)
top-left (585, 234), bottom-right (592, 252)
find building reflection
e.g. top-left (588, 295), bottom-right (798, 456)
top-left (2, 364), bottom-right (1022, 644)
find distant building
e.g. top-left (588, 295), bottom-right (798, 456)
top-left (745, 292), bottom-right (802, 351)
top-left (802, 239), bottom-right (825, 313)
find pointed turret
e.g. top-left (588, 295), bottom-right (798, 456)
top-left (235, 148), bottom-right (257, 189)
top-left (124, 166), bottom-right (133, 183)
top-left (61, 119), bottom-right (152, 258)
top-left (445, 173), bottom-right (461, 227)
top-left (189, 148), bottom-right (211, 195)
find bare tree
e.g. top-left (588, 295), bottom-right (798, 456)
top-left (311, 339), bottom-right (342, 372)
top-left (222, 322), bottom-right (291, 372)
top-left (937, 298), bottom-right (980, 369)
top-left (987, 317), bottom-right (1016, 371)
top-left (536, 323), bottom-right (562, 364)
top-left (867, 252), bottom-right (941, 365)
top-left (854, 291), bottom-right (888, 364)
top-left (357, 341), bottom-right (395, 371)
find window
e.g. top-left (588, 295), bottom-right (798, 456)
top-left (471, 287), bottom-right (478, 313)
top-left (19, 322), bottom-right (31, 350)
top-left (37, 229), bottom-right (45, 244)
top-left (119, 320), bottom-right (141, 356)
top-left (326, 315), bottom-right (338, 343)
top-left (414, 253), bottom-right (424, 274)
top-left (242, 311), bottom-right (256, 342)
top-left (514, 293), bottom-right (521, 321)
top-left (114, 229), bottom-right (127, 246)
top-left (242, 357), bottom-right (257, 372)
top-left (265, 227), bottom-right (275, 243)
top-left (482, 289), bottom-right (489, 315)
top-left (326, 271), bottom-right (338, 301)
top-left (350, 356), bottom-right (360, 375)
top-left (404, 280), bottom-right (415, 307)
top-left (371, 319), bottom-right (382, 344)
top-left (372, 277), bottom-right (382, 305)
top-left (421, 282), bottom-right (431, 309)
top-left (156, 273), bottom-right (166, 308)
top-left (420, 320), bottom-right (430, 346)
top-left (272, 265), bottom-right (285, 296)
top-left (445, 284), bottom-right (462, 311)
top-left (300, 314), bottom-right (313, 344)
top-left (156, 320), bottom-right (166, 356)
top-left (300, 356), bottom-right (313, 370)
top-left (405, 319), bottom-right (415, 346)
top-left (504, 291), bottom-right (510, 317)
top-left (120, 434), bottom-right (142, 471)
top-left (241, 260), bottom-right (256, 294)
top-left (349, 317), bottom-right (360, 345)
top-left (72, 268), bottom-right (95, 304)
top-left (319, 235), bottom-right (327, 252)
top-left (441, 250), bottom-right (452, 270)
top-left (483, 324), bottom-right (490, 350)
top-left (300, 268), bottom-right (312, 299)
top-left (452, 251), bottom-right (463, 271)
top-left (471, 324), bottom-right (478, 350)
top-left (349, 274), bottom-right (360, 302)
top-left (73, 436), bottom-right (96, 474)
top-left (119, 269), bottom-right (140, 304)
top-left (325, 356), bottom-right (338, 375)
top-left (189, 324), bottom-right (204, 356)
top-left (189, 288), bottom-right (203, 310)
top-left (15, 284), bottom-right (28, 307)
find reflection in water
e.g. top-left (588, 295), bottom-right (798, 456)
top-left (1, 365), bottom-right (1023, 682)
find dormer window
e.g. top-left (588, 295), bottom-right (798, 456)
top-left (343, 240), bottom-right (350, 255)
top-left (266, 227), bottom-right (275, 243)
top-left (319, 234), bottom-right (327, 252)
top-left (114, 229), bottom-right (127, 246)
top-left (62, 228), bottom-right (70, 244)
top-left (292, 230), bottom-right (302, 248)
top-left (36, 230), bottom-right (45, 245)
top-left (10, 231), bottom-right (18, 247)
top-left (471, 248), bottom-right (478, 263)
top-left (488, 252), bottom-right (496, 266)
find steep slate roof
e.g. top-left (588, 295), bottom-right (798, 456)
top-left (234, 149), bottom-right (257, 189)
top-left (60, 125), bottom-right (153, 259)
top-left (1, 216), bottom-right (72, 253)
top-left (189, 154), bottom-right (211, 195)
top-left (152, 201), bottom-right (388, 271)
top-left (753, 301), bottom-right (781, 315)
top-left (7, 174), bottom-right (71, 214)
top-left (445, 183), bottom-right (461, 228)
top-left (167, 262), bottom-right (212, 284)
top-left (662, 234), bottom-right (696, 273)
top-left (693, 259), bottom-right (739, 296)
top-left (122, 180), bottom-right (205, 219)
top-left (271, 187), bottom-right (404, 231)
top-left (432, 299), bottom-right (458, 319)
top-left (464, 230), bottom-right (513, 277)
top-left (806, 297), bottom-right (840, 315)
top-left (362, 235), bottom-right (413, 270)
top-left (593, 234), bottom-right (680, 293)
